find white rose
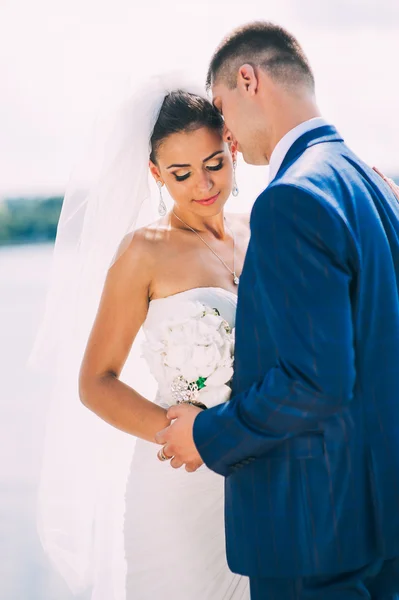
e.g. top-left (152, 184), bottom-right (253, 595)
top-left (219, 336), bottom-right (234, 367)
top-left (206, 365), bottom-right (234, 387)
top-left (199, 384), bottom-right (232, 408)
top-left (165, 343), bottom-right (191, 370)
top-left (200, 313), bottom-right (224, 330)
top-left (190, 343), bottom-right (222, 378)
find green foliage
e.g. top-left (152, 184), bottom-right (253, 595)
top-left (0, 196), bottom-right (63, 246)
top-left (195, 377), bottom-right (207, 390)
top-left (1, 175), bottom-right (398, 246)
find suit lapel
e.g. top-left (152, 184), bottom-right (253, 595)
top-left (276, 125), bottom-right (344, 178)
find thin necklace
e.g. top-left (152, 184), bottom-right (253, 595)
top-left (172, 210), bottom-right (240, 285)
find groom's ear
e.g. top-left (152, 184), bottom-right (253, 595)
top-left (237, 64), bottom-right (259, 96)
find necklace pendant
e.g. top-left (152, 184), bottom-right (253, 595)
top-left (233, 274), bottom-right (240, 285)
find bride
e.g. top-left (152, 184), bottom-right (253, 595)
top-left (28, 75), bottom-right (250, 599)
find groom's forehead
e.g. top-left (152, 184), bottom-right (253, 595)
top-left (210, 83), bottom-right (224, 106)
top-left (211, 86), bottom-right (232, 117)
top-left (211, 80), bottom-right (232, 99)
top-left (209, 84), bottom-right (217, 102)
top-left (210, 81), bottom-right (222, 96)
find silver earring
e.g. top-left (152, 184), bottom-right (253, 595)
top-left (157, 181), bottom-right (167, 216)
top-left (232, 160), bottom-right (239, 197)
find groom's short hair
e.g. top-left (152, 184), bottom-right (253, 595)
top-left (207, 21), bottom-right (315, 91)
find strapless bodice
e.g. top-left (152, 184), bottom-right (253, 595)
top-left (143, 286), bottom-right (237, 333)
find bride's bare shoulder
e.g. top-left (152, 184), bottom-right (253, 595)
top-left (115, 216), bottom-right (171, 263)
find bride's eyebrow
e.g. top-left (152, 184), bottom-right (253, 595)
top-left (167, 150), bottom-right (224, 170)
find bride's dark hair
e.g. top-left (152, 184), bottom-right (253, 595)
top-left (150, 91), bottom-right (224, 163)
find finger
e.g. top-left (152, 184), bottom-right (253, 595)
top-left (157, 448), bottom-right (166, 462)
top-left (167, 405), bottom-right (184, 420)
top-left (385, 178), bottom-right (399, 198)
top-left (185, 462), bottom-right (200, 473)
top-left (373, 167), bottom-right (399, 198)
top-left (373, 166), bottom-right (386, 180)
top-left (154, 427), bottom-right (170, 445)
top-left (374, 168), bottom-right (397, 189)
top-left (170, 456), bottom-right (184, 469)
top-left (157, 445), bottom-right (174, 462)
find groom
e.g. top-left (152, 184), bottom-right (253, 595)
top-left (156, 21), bottom-right (399, 599)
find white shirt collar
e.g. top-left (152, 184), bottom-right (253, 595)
top-left (268, 117), bottom-right (329, 183)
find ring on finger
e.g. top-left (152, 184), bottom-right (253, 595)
top-left (158, 446), bottom-right (172, 462)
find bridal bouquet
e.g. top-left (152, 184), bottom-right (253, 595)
top-left (141, 300), bottom-right (235, 409)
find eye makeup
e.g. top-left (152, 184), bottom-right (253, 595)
top-left (173, 159), bottom-right (224, 182)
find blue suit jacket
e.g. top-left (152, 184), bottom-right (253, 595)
top-left (193, 126), bottom-right (399, 578)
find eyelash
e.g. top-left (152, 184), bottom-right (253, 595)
top-left (174, 161), bottom-right (224, 182)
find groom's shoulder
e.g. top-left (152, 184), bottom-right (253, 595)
top-left (282, 150), bottom-right (335, 186)
top-left (262, 146), bottom-right (347, 206)
top-left (254, 159), bottom-right (347, 226)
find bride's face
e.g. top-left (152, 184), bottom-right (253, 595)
top-left (149, 127), bottom-right (235, 216)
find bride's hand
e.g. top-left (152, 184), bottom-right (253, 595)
top-left (373, 166), bottom-right (399, 201)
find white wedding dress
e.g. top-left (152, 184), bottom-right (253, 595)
top-left (123, 286), bottom-right (250, 599)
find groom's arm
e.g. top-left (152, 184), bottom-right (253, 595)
top-left (193, 183), bottom-right (357, 477)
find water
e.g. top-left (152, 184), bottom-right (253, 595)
top-left (0, 244), bottom-right (88, 600)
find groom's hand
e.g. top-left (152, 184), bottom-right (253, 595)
top-left (373, 166), bottom-right (399, 201)
top-left (155, 404), bottom-right (204, 472)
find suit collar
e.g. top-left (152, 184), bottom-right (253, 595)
top-left (276, 125), bottom-right (344, 178)
top-left (268, 117), bottom-right (329, 182)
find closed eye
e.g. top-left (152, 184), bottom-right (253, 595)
top-left (174, 172), bottom-right (190, 182)
top-left (207, 161), bottom-right (224, 172)
top-left (173, 160), bottom-right (224, 182)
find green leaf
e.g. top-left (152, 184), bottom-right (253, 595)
top-left (195, 376), bottom-right (207, 390)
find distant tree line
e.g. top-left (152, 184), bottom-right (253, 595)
top-left (0, 196), bottom-right (63, 246)
top-left (1, 176), bottom-right (398, 246)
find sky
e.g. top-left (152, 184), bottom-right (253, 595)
top-left (1, 0), bottom-right (398, 199)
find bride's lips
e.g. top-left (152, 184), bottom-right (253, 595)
top-left (194, 192), bottom-right (220, 206)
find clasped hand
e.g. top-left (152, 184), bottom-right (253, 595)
top-left (155, 403), bottom-right (204, 472)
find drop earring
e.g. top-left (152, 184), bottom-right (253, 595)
top-left (157, 181), bottom-right (167, 216)
top-left (232, 159), bottom-right (239, 197)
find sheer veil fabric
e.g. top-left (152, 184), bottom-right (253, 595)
top-left (27, 73), bottom-right (208, 597)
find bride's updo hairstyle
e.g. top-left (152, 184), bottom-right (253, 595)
top-left (149, 91), bottom-right (224, 163)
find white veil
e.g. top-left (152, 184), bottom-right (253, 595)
top-left (26, 72), bottom-right (208, 598)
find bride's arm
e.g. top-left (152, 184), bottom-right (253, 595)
top-left (78, 229), bottom-right (169, 444)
